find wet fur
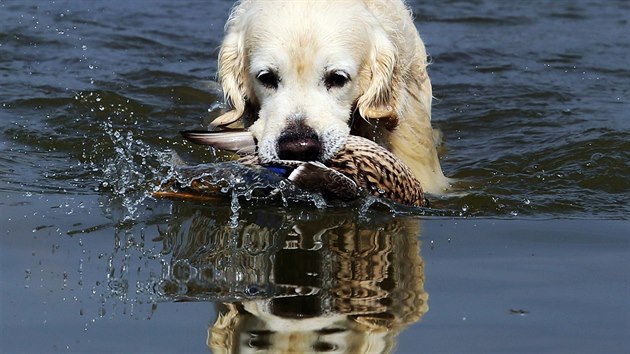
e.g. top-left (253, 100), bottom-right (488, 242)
top-left (213, 0), bottom-right (449, 194)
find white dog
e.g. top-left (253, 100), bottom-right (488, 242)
top-left (211, 0), bottom-right (449, 194)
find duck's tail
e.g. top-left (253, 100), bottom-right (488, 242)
top-left (180, 130), bottom-right (256, 154)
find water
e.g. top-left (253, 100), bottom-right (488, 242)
top-left (1, 1), bottom-right (629, 353)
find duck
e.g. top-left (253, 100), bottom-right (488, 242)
top-left (176, 130), bottom-right (427, 207)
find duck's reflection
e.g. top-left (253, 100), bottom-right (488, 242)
top-left (157, 202), bottom-right (428, 353)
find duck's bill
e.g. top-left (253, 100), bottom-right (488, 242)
top-left (180, 130), bottom-right (256, 153)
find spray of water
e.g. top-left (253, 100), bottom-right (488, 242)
top-left (95, 120), bottom-right (334, 223)
top-left (97, 119), bottom-right (175, 221)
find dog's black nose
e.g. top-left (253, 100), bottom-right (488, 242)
top-left (277, 127), bottom-right (321, 161)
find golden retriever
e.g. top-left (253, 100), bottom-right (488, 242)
top-left (210, 0), bottom-right (449, 194)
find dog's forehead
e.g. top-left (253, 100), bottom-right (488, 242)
top-left (246, 25), bottom-right (368, 76)
top-left (242, 1), bottom-right (371, 70)
top-left (248, 45), bottom-right (360, 77)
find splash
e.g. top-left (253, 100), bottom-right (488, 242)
top-left (95, 120), bottom-right (332, 222)
top-left (157, 161), bottom-right (330, 216)
top-left (97, 119), bottom-right (176, 221)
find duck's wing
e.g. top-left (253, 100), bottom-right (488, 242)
top-left (330, 135), bottom-right (426, 207)
top-left (180, 130), bottom-right (256, 154)
top-left (283, 161), bottom-right (359, 201)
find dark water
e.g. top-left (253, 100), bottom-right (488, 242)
top-left (1, 1), bottom-right (629, 353)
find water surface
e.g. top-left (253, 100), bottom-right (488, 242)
top-left (1, 0), bottom-right (629, 353)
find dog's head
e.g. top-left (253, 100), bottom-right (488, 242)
top-left (213, 0), bottom-right (401, 162)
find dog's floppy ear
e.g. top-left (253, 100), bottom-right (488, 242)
top-left (211, 28), bottom-right (252, 130)
top-left (356, 29), bottom-right (401, 127)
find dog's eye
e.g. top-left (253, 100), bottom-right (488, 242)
top-left (256, 70), bottom-right (279, 89)
top-left (324, 70), bottom-right (350, 90)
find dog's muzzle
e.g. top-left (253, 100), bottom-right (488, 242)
top-left (277, 123), bottom-right (321, 161)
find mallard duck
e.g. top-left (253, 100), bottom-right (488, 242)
top-left (178, 130), bottom-right (427, 207)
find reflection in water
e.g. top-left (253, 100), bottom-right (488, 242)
top-left (154, 202), bottom-right (428, 353)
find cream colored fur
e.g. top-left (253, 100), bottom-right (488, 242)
top-left (213, 0), bottom-right (450, 194)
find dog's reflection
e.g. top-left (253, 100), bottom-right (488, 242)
top-left (158, 202), bottom-right (427, 353)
